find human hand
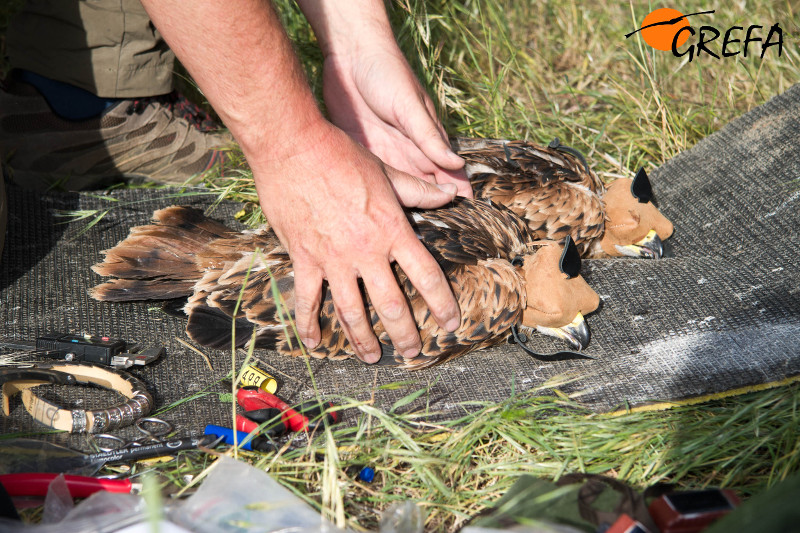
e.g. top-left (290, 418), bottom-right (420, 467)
top-left (322, 47), bottom-right (473, 198)
top-left (140, 0), bottom-right (464, 363)
top-left (252, 120), bottom-right (462, 363)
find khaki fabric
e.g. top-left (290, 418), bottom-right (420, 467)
top-left (7, 0), bottom-right (175, 97)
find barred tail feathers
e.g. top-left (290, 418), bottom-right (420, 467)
top-left (90, 206), bottom-right (232, 302)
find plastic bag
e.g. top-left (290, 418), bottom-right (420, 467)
top-left (172, 456), bottom-right (347, 533)
top-left (0, 491), bottom-right (146, 533)
top-left (1, 456), bottom-right (386, 532)
top-left (379, 501), bottom-right (425, 533)
top-left (41, 474), bottom-right (74, 524)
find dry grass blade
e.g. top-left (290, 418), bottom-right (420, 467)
top-left (175, 338), bottom-right (214, 372)
top-left (3, 0), bottom-right (798, 531)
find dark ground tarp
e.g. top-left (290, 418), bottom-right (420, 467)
top-left (2, 84), bottom-right (799, 448)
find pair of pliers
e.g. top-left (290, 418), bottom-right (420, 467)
top-left (0, 473), bottom-right (136, 498)
top-left (236, 387), bottom-right (339, 433)
top-left (235, 406), bottom-right (287, 437)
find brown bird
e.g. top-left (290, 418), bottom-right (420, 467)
top-left (90, 199), bottom-right (600, 369)
top-left (451, 137), bottom-right (674, 259)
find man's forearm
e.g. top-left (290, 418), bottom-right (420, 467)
top-left (139, 0), bottom-right (463, 363)
top-left (140, 0), bottom-right (326, 166)
top-left (295, 0), bottom-right (396, 58)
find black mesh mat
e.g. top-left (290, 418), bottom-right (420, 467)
top-left (2, 85), bottom-right (800, 448)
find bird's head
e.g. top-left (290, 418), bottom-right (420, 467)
top-left (597, 169), bottom-right (674, 259)
top-left (518, 238), bottom-right (600, 350)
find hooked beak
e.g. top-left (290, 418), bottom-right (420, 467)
top-left (614, 229), bottom-right (663, 259)
top-left (536, 312), bottom-right (590, 351)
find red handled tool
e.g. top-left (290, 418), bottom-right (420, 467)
top-left (235, 407), bottom-right (287, 437)
top-left (236, 387), bottom-right (338, 432)
top-left (0, 473), bottom-right (134, 498)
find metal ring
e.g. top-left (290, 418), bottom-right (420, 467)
top-left (136, 417), bottom-right (173, 441)
top-left (71, 409), bottom-right (87, 433)
top-left (91, 410), bottom-right (109, 433)
top-left (129, 396), bottom-right (147, 418)
top-left (106, 405), bottom-right (123, 431)
top-left (134, 393), bottom-right (153, 416)
top-left (92, 433), bottom-right (127, 452)
top-left (119, 402), bottom-right (135, 426)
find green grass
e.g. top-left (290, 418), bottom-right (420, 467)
top-left (211, 0), bottom-right (800, 224)
top-left (193, 2), bottom-right (800, 529)
top-left (4, 1), bottom-right (800, 531)
top-left (127, 381), bottom-right (800, 532)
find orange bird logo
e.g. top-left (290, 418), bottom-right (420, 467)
top-left (626, 8), bottom-right (714, 51)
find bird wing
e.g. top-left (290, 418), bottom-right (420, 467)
top-left (91, 206), bottom-right (237, 301)
top-left (453, 136), bottom-right (605, 199)
top-left (183, 201), bottom-right (531, 366)
top-left (384, 258), bottom-right (525, 369)
top-left (408, 198), bottom-right (534, 268)
top-left (186, 226), bottom-right (300, 347)
top-left (503, 182), bottom-right (605, 254)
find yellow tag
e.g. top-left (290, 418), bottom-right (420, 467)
top-left (239, 365), bottom-right (278, 394)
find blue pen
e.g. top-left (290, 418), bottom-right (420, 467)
top-left (204, 424), bottom-right (275, 452)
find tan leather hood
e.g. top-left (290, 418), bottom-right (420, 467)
top-left (599, 178), bottom-right (674, 256)
top-left (521, 242), bottom-right (600, 328)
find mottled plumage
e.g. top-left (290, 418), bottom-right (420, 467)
top-left (452, 137), bottom-right (674, 258)
top-left (91, 200), bottom-right (598, 369)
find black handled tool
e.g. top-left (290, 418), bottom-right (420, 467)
top-left (0, 332), bottom-right (164, 369)
top-left (0, 435), bottom-right (221, 475)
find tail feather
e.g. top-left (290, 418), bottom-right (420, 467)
top-left (93, 237), bottom-right (204, 279)
top-left (129, 224), bottom-right (228, 248)
top-left (91, 206), bottom-right (232, 302)
top-left (186, 306), bottom-right (254, 349)
top-left (151, 206), bottom-right (233, 238)
top-left (90, 279), bottom-right (196, 302)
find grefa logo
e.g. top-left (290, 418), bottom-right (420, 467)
top-left (625, 8), bottom-right (783, 62)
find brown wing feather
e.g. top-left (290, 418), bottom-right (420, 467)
top-left (506, 183), bottom-right (605, 253)
top-left (93, 201), bottom-right (534, 368)
top-left (452, 137), bottom-right (604, 193)
top-left (451, 137), bottom-right (607, 254)
top-left (91, 206), bottom-right (236, 301)
top-left (408, 198), bottom-right (534, 267)
top-left (390, 259), bottom-right (525, 369)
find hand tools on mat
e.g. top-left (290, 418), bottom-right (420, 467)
top-left (0, 473), bottom-right (135, 498)
top-left (205, 388), bottom-right (339, 453)
top-left (204, 424), bottom-right (276, 453)
top-left (0, 362), bottom-right (153, 433)
top-left (0, 332), bottom-right (164, 369)
top-left (0, 435), bottom-right (221, 475)
top-left (235, 407), bottom-right (287, 438)
top-left (236, 387), bottom-right (338, 433)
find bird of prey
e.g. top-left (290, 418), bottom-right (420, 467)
top-left (452, 137), bottom-right (674, 259)
top-left (91, 200), bottom-right (600, 369)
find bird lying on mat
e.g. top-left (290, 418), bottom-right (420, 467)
top-left (452, 137), bottom-right (674, 259)
top-left (90, 199), bottom-right (600, 369)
